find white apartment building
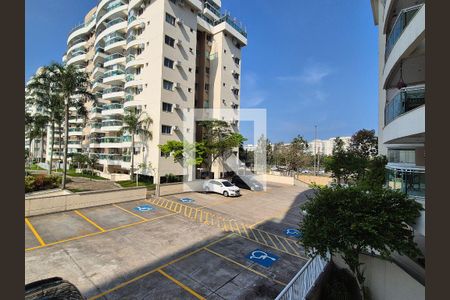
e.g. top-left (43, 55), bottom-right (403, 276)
top-left (370, 0), bottom-right (425, 235)
top-left (307, 137), bottom-right (351, 156)
top-left (60, 0), bottom-right (247, 181)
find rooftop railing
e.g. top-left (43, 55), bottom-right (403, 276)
top-left (215, 14), bottom-right (247, 37)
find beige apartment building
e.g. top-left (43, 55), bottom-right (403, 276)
top-left (61, 0), bottom-right (247, 181)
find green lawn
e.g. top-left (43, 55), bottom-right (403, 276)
top-left (117, 180), bottom-right (156, 190)
top-left (26, 164), bottom-right (45, 171)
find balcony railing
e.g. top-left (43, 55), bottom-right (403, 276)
top-left (69, 128), bottom-right (83, 132)
top-left (101, 137), bottom-right (122, 143)
top-left (215, 14), bottom-right (247, 38)
top-left (68, 141), bottom-right (82, 145)
top-left (125, 74), bottom-right (135, 82)
top-left (105, 36), bottom-right (125, 46)
top-left (104, 53), bottom-right (124, 62)
top-left (103, 103), bottom-right (123, 110)
top-left (127, 35), bottom-right (137, 43)
top-left (128, 15), bottom-right (137, 24)
top-left (122, 155), bottom-right (131, 162)
top-left (205, 2), bottom-right (221, 17)
top-left (126, 54), bottom-right (136, 63)
top-left (101, 120), bottom-right (123, 127)
top-left (384, 85), bottom-right (425, 126)
top-left (105, 0), bottom-right (126, 13)
top-left (275, 253), bottom-right (330, 300)
top-left (198, 13), bottom-right (214, 26)
top-left (68, 14), bottom-right (96, 35)
top-left (91, 123), bottom-right (103, 129)
top-left (103, 87), bottom-right (124, 94)
top-left (125, 94), bottom-right (134, 102)
top-left (98, 153), bottom-right (122, 160)
top-left (103, 69), bottom-right (125, 78)
top-left (105, 18), bottom-right (126, 29)
top-left (385, 4), bottom-right (423, 60)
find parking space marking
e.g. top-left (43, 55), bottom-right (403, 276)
top-left (74, 210), bottom-right (105, 232)
top-left (113, 204), bottom-right (148, 221)
top-left (88, 234), bottom-right (233, 300)
top-left (203, 247), bottom-right (287, 286)
top-left (26, 212), bottom-right (178, 252)
top-left (25, 218), bottom-right (46, 246)
top-left (158, 269), bottom-right (205, 300)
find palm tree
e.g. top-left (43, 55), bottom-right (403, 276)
top-left (25, 112), bottom-right (35, 163)
top-left (44, 63), bottom-right (95, 189)
top-left (26, 70), bottom-right (64, 174)
top-left (120, 109), bottom-right (152, 180)
top-left (32, 114), bottom-right (50, 164)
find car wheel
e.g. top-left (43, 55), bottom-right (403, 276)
top-left (223, 191), bottom-right (229, 197)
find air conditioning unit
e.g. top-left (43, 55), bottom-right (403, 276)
top-left (207, 41), bottom-right (213, 47)
top-left (174, 104), bottom-right (181, 109)
top-left (175, 60), bottom-right (182, 67)
top-left (176, 39), bottom-right (182, 46)
top-left (231, 119), bottom-right (238, 126)
top-left (174, 82), bottom-right (181, 89)
top-left (176, 18), bottom-right (183, 25)
top-left (173, 126), bottom-right (179, 131)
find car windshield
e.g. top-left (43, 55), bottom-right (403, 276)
top-left (222, 181), bottom-right (233, 187)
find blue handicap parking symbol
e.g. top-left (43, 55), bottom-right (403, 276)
top-left (246, 249), bottom-right (279, 268)
top-left (284, 228), bottom-right (302, 238)
top-left (179, 197), bottom-right (194, 203)
top-left (133, 204), bottom-right (155, 212)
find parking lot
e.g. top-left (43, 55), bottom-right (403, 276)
top-left (25, 182), bottom-right (313, 299)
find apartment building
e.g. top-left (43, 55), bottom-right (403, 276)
top-left (62, 0), bottom-right (247, 181)
top-left (307, 137), bottom-right (351, 156)
top-left (370, 0), bottom-right (425, 235)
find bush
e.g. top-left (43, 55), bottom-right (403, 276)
top-left (25, 176), bottom-right (36, 193)
top-left (25, 174), bottom-right (62, 193)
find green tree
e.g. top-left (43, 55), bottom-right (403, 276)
top-left (31, 114), bottom-right (50, 164)
top-left (197, 120), bottom-right (246, 175)
top-left (159, 140), bottom-right (206, 166)
top-left (349, 129), bottom-right (378, 159)
top-left (286, 135), bottom-right (309, 172)
top-left (300, 185), bottom-right (423, 299)
top-left (120, 109), bottom-right (153, 180)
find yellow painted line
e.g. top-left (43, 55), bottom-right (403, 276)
top-left (273, 235), bottom-right (289, 253)
top-left (264, 231), bottom-right (278, 248)
top-left (74, 210), bottom-right (105, 232)
top-left (254, 229), bottom-right (269, 246)
top-left (204, 247), bottom-right (287, 286)
top-left (285, 239), bottom-right (301, 256)
top-left (88, 234), bottom-right (233, 300)
top-left (26, 212), bottom-right (178, 252)
top-left (164, 200), bottom-right (171, 209)
top-left (194, 208), bottom-right (199, 220)
top-left (241, 224), bottom-right (250, 239)
top-left (25, 218), bottom-right (46, 246)
top-left (158, 269), bottom-right (205, 300)
top-left (233, 221), bottom-right (242, 235)
top-left (249, 228), bottom-right (261, 243)
top-left (113, 204), bottom-right (148, 221)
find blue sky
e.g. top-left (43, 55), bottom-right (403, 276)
top-left (26, 0), bottom-right (379, 143)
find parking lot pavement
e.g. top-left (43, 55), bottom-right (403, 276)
top-left (26, 182), bottom-right (312, 299)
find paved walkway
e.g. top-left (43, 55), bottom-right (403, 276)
top-left (66, 177), bottom-right (120, 192)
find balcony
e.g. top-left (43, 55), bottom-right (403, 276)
top-left (103, 68), bottom-right (125, 84)
top-left (384, 85), bottom-right (425, 126)
top-left (103, 87), bottom-right (125, 100)
top-left (124, 73), bottom-right (143, 88)
top-left (128, 15), bottom-right (145, 30)
top-left (102, 103), bottom-right (124, 116)
top-left (101, 120), bottom-right (123, 132)
top-left (385, 4), bottom-right (423, 61)
top-left (98, 153), bottom-right (123, 165)
top-left (68, 127), bottom-right (83, 136)
top-left (90, 122), bottom-right (103, 133)
top-left (386, 166), bottom-right (425, 200)
top-left (104, 53), bottom-right (125, 67)
top-left (126, 34), bottom-right (144, 49)
top-left (204, 2), bottom-right (221, 20)
top-left (90, 107), bottom-right (103, 119)
top-left (214, 14), bottom-right (247, 38)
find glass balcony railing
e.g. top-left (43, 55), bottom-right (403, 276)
top-left (91, 123), bottom-right (103, 129)
top-left (125, 74), bottom-right (135, 82)
top-left (101, 120), bottom-right (123, 127)
top-left (68, 141), bottom-right (82, 145)
top-left (122, 155), bottom-right (131, 162)
top-left (127, 35), bottom-right (137, 43)
top-left (68, 13), bottom-right (96, 35)
top-left (98, 154), bottom-right (122, 160)
top-left (205, 2), bottom-right (221, 17)
top-left (91, 107), bottom-right (103, 114)
top-left (69, 127), bottom-right (83, 132)
top-left (198, 13), bottom-right (214, 26)
top-left (214, 14), bottom-right (247, 38)
top-left (104, 53), bottom-right (124, 62)
top-left (69, 38), bottom-right (87, 48)
top-left (71, 49), bottom-right (86, 57)
top-left (384, 85), bottom-right (425, 126)
top-left (385, 4), bottom-right (423, 60)
top-left (106, 0), bottom-right (126, 12)
top-left (105, 36), bottom-right (125, 46)
top-left (103, 87), bottom-right (124, 94)
top-left (101, 137), bottom-right (122, 143)
top-left (125, 94), bottom-right (134, 102)
top-left (122, 135), bottom-right (132, 142)
top-left (126, 54), bottom-right (135, 63)
top-left (106, 18), bottom-right (126, 29)
top-left (103, 69), bottom-right (125, 78)
top-left (103, 103), bottom-right (123, 110)
top-left (90, 138), bottom-right (102, 144)
top-left (128, 15), bottom-right (137, 24)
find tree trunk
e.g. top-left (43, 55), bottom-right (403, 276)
top-left (49, 123), bottom-right (55, 175)
top-left (28, 133), bottom-right (33, 164)
top-left (61, 102), bottom-right (69, 189)
top-left (353, 267), bottom-right (365, 300)
top-left (58, 123), bottom-right (62, 171)
top-left (130, 134), bottom-right (135, 181)
top-left (40, 132), bottom-right (44, 163)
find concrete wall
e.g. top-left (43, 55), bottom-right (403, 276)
top-left (333, 254), bottom-right (425, 300)
top-left (25, 187), bottom-right (147, 217)
top-left (256, 174), bottom-right (295, 186)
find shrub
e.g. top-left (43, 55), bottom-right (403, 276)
top-left (25, 176), bottom-right (36, 193)
top-left (24, 174), bottom-right (62, 193)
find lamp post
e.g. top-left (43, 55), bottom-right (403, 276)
top-left (314, 125), bottom-right (318, 176)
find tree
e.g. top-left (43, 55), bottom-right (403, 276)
top-left (300, 185), bottom-right (423, 299)
top-left (120, 109), bottom-right (152, 180)
top-left (349, 129), bottom-right (378, 159)
top-left (42, 63), bottom-right (94, 188)
top-left (197, 120), bottom-right (247, 175)
top-left (159, 140), bottom-right (206, 166)
top-left (31, 114), bottom-right (50, 164)
top-left (286, 135), bottom-right (309, 172)
top-left (87, 154), bottom-right (98, 176)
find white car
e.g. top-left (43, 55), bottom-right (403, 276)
top-left (203, 179), bottom-right (241, 197)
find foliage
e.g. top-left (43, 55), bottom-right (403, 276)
top-left (117, 180), bottom-right (156, 190)
top-left (159, 140), bottom-right (206, 166)
top-left (25, 174), bottom-right (62, 193)
top-left (300, 185), bottom-right (423, 298)
top-left (358, 155), bottom-right (388, 189)
top-left (349, 129), bottom-right (378, 159)
top-left (286, 135), bottom-right (309, 172)
top-left (66, 169), bottom-right (107, 180)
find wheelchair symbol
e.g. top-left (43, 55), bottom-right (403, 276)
top-left (284, 228), bottom-right (301, 237)
top-left (133, 205), bottom-right (154, 212)
top-left (180, 198), bottom-right (194, 203)
top-left (250, 250), bottom-right (277, 261)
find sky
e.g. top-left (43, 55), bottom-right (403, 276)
top-left (25, 0), bottom-right (379, 144)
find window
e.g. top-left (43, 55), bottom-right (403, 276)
top-left (188, 67), bottom-right (192, 73)
top-left (205, 84), bottom-right (209, 91)
top-left (233, 73), bottom-right (240, 80)
top-left (163, 80), bottom-right (174, 91)
top-left (206, 67), bottom-right (210, 74)
top-left (232, 88), bottom-right (239, 96)
top-left (223, 83), bottom-right (226, 87)
top-left (224, 49), bottom-right (227, 53)
top-left (166, 13), bottom-right (176, 26)
top-left (162, 125), bottom-right (172, 134)
top-left (188, 88), bottom-right (192, 93)
top-left (162, 102), bottom-right (173, 112)
top-left (233, 57), bottom-right (241, 65)
top-left (164, 57), bottom-right (174, 69)
top-left (165, 35), bottom-right (175, 47)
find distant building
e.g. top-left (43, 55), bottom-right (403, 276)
top-left (307, 137), bottom-right (351, 156)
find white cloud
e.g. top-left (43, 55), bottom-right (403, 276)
top-left (277, 63), bottom-right (333, 85)
top-left (241, 72), bottom-right (267, 107)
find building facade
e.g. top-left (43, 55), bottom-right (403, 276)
top-left (307, 137), bottom-right (351, 156)
top-left (370, 0), bottom-right (425, 236)
top-left (60, 0), bottom-right (247, 180)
